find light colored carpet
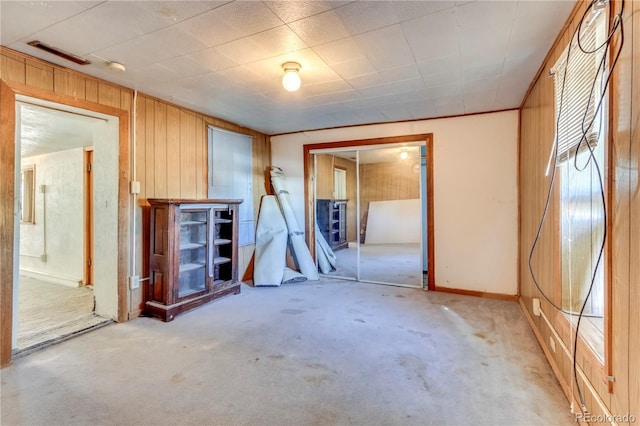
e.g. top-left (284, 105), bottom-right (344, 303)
top-left (17, 275), bottom-right (112, 352)
top-left (1, 280), bottom-right (573, 425)
top-left (323, 243), bottom-right (422, 286)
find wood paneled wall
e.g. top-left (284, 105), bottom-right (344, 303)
top-left (519, 0), bottom-right (638, 419)
top-left (1, 48), bottom-right (133, 109)
top-left (134, 94), bottom-right (271, 219)
top-left (359, 160), bottom-right (420, 237)
top-left (315, 154), bottom-right (334, 199)
top-left (313, 154), bottom-right (357, 242)
top-left (1, 47), bottom-right (270, 328)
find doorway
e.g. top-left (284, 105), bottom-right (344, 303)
top-left (304, 134), bottom-right (434, 290)
top-left (13, 100), bottom-right (117, 353)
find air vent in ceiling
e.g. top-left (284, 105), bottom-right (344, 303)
top-left (27, 40), bottom-right (91, 65)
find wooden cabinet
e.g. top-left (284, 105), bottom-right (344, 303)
top-left (146, 199), bottom-right (242, 321)
top-left (317, 199), bottom-right (348, 251)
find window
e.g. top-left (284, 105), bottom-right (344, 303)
top-left (553, 7), bottom-right (607, 349)
top-left (333, 168), bottom-right (346, 199)
top-left (207, 126), bottom-right (254, 246)
top-left (21, 165), bottom-right (35, 224)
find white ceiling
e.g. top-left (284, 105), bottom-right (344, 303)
top-left (19, 103), bottom-right (101, 158)
top-left (1, 1), bottom-right (575, 135)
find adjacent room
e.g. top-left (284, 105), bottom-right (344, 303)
top-left (0, 1), bottom-right (638, 425)
top-left (15, 102), bottom-right (114, 354)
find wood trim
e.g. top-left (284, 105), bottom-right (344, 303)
top-left (304, 134), bottom-right (433, 152)
top-left (303, 134), bottom-right (435, 290)
top-left (84, 149), bottom-right (94, 286)
top-left (272, 108), bottom-right (519, 137)
top-left (425, 137), bottom-right (435, 291)
top-left (516, 110), bottom-right (522, 297)
top-left (435, 286), bottom-right (519, 302)
top-left (0, 79), bottom-right (130, 365)
top-left (0, 80), bottom-right (16, 368)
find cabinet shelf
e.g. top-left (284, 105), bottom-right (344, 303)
top-left (181, 220), bottom-right (206, 226)
top-left (214, 256), bottom-right (232, 265)
top-left (317, 199), bottom-right (348, 251)
top-left (214, 238), bottom-right (232, 245)
top-left (180, 242), bottom-right (206, 250)
top-left (215, 218), bottom-right (232, 223)
top-left (179, 262), bottom-right (205, 272)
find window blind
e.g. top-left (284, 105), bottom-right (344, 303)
top-left (552, 11), bottom-right (605, 164)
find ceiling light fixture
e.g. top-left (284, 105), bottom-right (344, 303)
top-left (400, 149), bottom-right (408, 160)
top-left (107, 61), bottom-right (126, 72)
top-left (282, 61), bottom-right (301, 92)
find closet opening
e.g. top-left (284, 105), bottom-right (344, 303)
top-left (303, 134), bottom-right (434, 290)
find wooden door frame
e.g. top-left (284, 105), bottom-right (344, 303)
top-left (84, 148), bottom-right (94, 286)
top-left (0, 79), bottom-right (130, 367)
top-left (303, 134), bottom-right (435, 291)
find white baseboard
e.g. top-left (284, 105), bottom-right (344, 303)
top-left (19, 269), bottom-right (82, 288)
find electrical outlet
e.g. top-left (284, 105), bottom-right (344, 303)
top-left (128, 275), bottom-right (140, 290)
top-left (549, 336), bottom-right (556, 353)
top-left (130, 181), bottom-right (141, 194)
top-left (533, 298), bottom-right (541, 316)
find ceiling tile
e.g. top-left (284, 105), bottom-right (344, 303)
top-left (0, 1), bottom-right (91, 45)
top-left (432, 94), bottom-right (464, 108)
top-left (457, 25), bottom-right (511, 57)
top-left (354, 25), bottom-right (415, 71)
top-left (421, 70), bottom-right (461, 89)
top-left (391, 1), bottom-right (455, 22)
top-left (94, 26), bottom-right (208, 70)
top-left (158, 54), bottom-right (212, 78)
top-left (185, 47), bottom-right (239, 72)
top-left (357, 78), bottom-right (426, 99)
top-left (287, 10), bottom-right (351, 46)
top-left (213, 64), bottom-right (270, 87)
top-left (461, 60), bottom-right (504, 83)
top-left (124, 63), bottom-right (180, 85)
top-left (333, 1), bottom-right (399, 35)
top-left (2, 0), bottom-right (576, 134)
top-left (215, 26), bottom-right (308, 64)
top-left (179, 1), bottom-right (284, 47)
top-left (265, 1), bottom-right (334, 23)
top-left (456, 0), bottom-right (517, 31)
top-left (331, 57), bottom-right (377, 79)
top-left (417, 55), bottom-right (461, 77)
top-left (435, 103), bottom-right (465, 117)
top-left (299, 79), bottom-right (354, 97)
top-left (402, 9), bottom-right (459, 61)
top-left (463, 76), bottom-right (500, 93)
top-left (402, 7), bottom-right (458, 40)
top-left (312, 38), bottom-right (365, 65)
top-left (347, 64), bottom-right (421, 90)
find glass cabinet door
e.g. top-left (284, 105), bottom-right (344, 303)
top-left (178, 208), bottom-right (209, 299)
top-left (213, 208), bottom-right (233, 285)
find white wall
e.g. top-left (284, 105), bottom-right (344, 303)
top-left (20, 148), bottom-right (85, 287)
top-left (270, 110), bottom-right (519, 295)
top-left (92, 119), bottom-right (120, 319)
